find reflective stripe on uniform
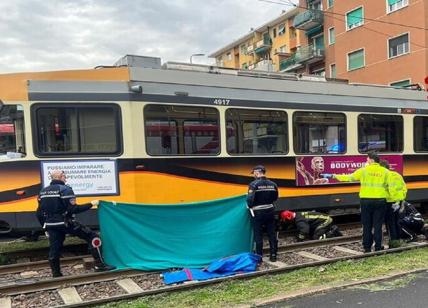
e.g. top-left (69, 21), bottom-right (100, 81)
top-left (39, 194), bottom-right (61, 199)
top-left (252, 204), bottom-right (274, 210)
top-left (45, 221), bottom-right (65, 226)
top-left (61, 195), bottom-right (76, 199)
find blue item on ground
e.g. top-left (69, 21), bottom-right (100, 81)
top-left (163, 252), bottom-right (261, 284)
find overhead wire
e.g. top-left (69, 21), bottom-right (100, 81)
top-left (259, 0), bottom-right (427, 49)
top-left (265, 0), bottom-right (428, 31)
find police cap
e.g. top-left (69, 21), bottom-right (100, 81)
top-left (251, 165), bottom-right (266, 174)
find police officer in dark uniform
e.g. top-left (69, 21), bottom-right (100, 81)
top-left (37, 169), bottom-right (115, 277)
top-left (247, 165), bottom-right (278, 262)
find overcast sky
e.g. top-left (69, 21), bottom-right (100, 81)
top-left (0, 0), bottom-right (297, 73)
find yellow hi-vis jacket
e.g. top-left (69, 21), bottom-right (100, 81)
top-left (334, 163), bottom-right (389, 199)
top-left (386, 171), bottom-right (407, 203)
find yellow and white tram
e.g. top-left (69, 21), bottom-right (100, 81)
top-left (0, 55), bottom-right (427, 233)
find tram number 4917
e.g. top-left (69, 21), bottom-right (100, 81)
top-left (213, 98), bottom-right (231, 106)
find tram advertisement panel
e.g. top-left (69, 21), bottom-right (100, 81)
top-left (296, 155), bottom-right (403, 186)
top-left (41, 160), bottom-right (119, 196)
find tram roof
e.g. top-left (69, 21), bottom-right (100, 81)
top-left (0, 55), bottom-right (427, 112)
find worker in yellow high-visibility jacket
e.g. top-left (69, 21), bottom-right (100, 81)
top-left (322, 152), bottom-right (390, 253)
top-left (380, 159), bottom-right (407, 247)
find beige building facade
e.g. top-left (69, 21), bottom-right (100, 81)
top-left (209, 8), bottom-right (305, 73)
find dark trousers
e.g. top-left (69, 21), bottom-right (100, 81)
top-left (360, 198), bottom-right (387, 251)
top-left (398, 217), bottom-right (424, 241)
top-left (48, 220), bottom-right (97, 260)
top-left (252, 208), bottom-right (277, 257)
top-left (385, 202), bottom-right (400, 241)
top-left (313, 223), bottom-right (332, 240)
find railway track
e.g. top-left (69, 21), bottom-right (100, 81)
top-left (0, 220), bottom-right (362, 266)
top-left (0, 235), bottom-right (427, 307)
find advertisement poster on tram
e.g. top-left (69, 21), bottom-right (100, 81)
top-left (295, 155), bottom-right (403, 186)
top-left (41, 160), bottom-right (119, 196)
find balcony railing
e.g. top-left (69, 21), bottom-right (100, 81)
top-left (295, 44), bottom-right (324, 64)
top-left (279, 44), bottom-right (324, 71)
top-left (293, 9), bottom-right (323, 30)
top-left (254, 37), bottom-right (272, 54)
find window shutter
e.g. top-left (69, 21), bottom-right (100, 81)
top-left (349, 50), bottom-right (364, 70)
top-left (388, 0), bottom-right (400, 5)
top-left (347, 8), bottom-right (363, 28)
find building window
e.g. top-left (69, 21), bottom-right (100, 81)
top-left (328, 27), bottom-right (335, 45)
top-left (414, 116), bottom-right (428, 152)
top-left (278, 24), bottom-right (286, 36)
top-left (279, 45), bottom-right (287, 53)
top-left (358, 114), bottom-right (403, 153)
top-left (311, 68), bottom-right (325, 76)
top-left (226, 109), bottom-right (288, 155)
top-left (348, 49), bottom-right (365, 71)
top-left (387, 0), bottom-right (408, 13)
top-left (390, 79), bottom-right (410, 88)
top-left (346, 7), bottom-right (364, 30)
top-left (226, 52), bottom-right (232, 61)
top-left (273, 28), bottom-right (277, 38)
top-left (293, 112), bottom-right (346, 154)
top-left (328, 0), bottom-right (334, 8)
top-left (144, 105), bottom-right (220, 156)
top-left (0, 104), bottom-right (25, 159)
top-left (388, 33), bottom-right (409, 58)
top-left (240, 44), bottom-right (247, 54)
top-left (34, 104), bottom-right (122, 156)
top-left (330, 64), bottom-right (336, 78)
top-left (308, 0), bottom-right (322, 10)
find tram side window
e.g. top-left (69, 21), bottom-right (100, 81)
top-left (293, 112), bottom-right (346, 154)
top-left (414, 116), bottom-right (428, 152)
top-left (226, 109), bottom-right (287, 155)
top-left (358, 114), bottom-right (403, 153)
top-left (0, 105), bottom-right (25, 159)
top-left (34, 105), bottom-right (121, 155)
top-left (144, 105), bottom-right (220, 155)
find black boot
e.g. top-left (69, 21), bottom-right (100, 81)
top-left (49, 258), bottom-right (63, 277)
top-left (91, 247), bottom-right (116, 272)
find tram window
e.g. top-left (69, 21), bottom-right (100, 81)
top-left (226, 109), bottom-right (287, 155)
top-left (144, 105), bottom-right (220, 155)
top-left (0, 105), bottom-right (25, 159)
top-left (358, 114), bottom-right (403, 153)
top-left (34, 105), bottom-right (121, 156)
top-left (293, 112), bottom-right (346, 154)
top-left (414, 116), bottom-right (428, 152)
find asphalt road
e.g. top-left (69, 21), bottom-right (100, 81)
top-left (261, 271), bottom-right (428, 308)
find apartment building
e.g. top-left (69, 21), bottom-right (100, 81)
top-left (211, 0), bottom-right (428, 88)
top-left (209, 8), bottom-right (305, 73)
top-left (317, 0), bottom-right (428, 87)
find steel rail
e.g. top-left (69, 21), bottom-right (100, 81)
top-left (1, 237), bottom-right (426, 298)
top-left (57, 242), bottom-right (428, 308)
top-left (0, 255), bottom-right (91, 275)
top-left (0, 235), bottom-right (362, 277)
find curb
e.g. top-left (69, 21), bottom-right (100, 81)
top-left (241, 268), bottom-right (428, 307)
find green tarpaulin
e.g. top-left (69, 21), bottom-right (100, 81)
top-left (98, 195), bottom-right (253, 270)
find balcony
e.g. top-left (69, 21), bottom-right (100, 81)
top-left (279, 55), bottom-right (303, 72)
top-left (254, 37), bottom-right (272, 54)
top-left (295, 44), bottom-right (324, 64)
top-left (293, 9), bottom-right (323, 30)
top-left (279, 44), bottom-right (324, 72)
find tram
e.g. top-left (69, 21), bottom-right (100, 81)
top-left (1, 55), bottom-right (427, 233)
